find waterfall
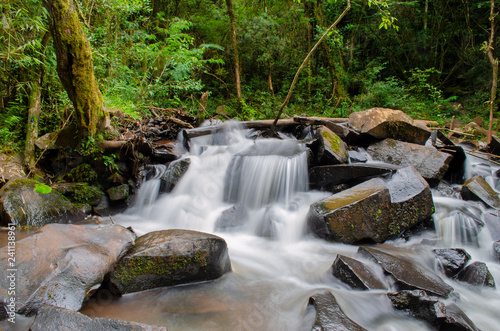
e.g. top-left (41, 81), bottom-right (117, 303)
top-left (130, 164), bottom-right (167, 210)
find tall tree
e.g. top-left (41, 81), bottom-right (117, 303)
top-left (43, 0), bottom-right (105, 138)
top-left (486, 0), bottom-right (498, 142)
top-left (225, 0), bottom-right (242, 107)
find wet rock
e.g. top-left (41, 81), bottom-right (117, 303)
top-left (331, 255), bottom-right (388, 290)
top-left (493, 241), bottom-right (500, 261)
top-left (215, 204), bottom-right (248, 232)
top-left (455, 261), bottom-right (496, 288)
top-left (358, 246), bottom-right (454, 298)
top-left (161, 158), bottom-right (191, 192)
top-left (0, 223), bottom-right (135, 314)
top-left (152, 140), bottom-right (186, 163)
top-left (30, 304), bottom-right (166, 331)
top-left (348, 108), bottom-right (431, 145)
top-left (314, 126), bottom-right (349, 165)
top-left (308, 167), bottom-right (433, 244)
top-left (348, 150), bottom-right (367, 163)
top-left (309, 164), bottom-right (397, 190)
top-left (433, 248), bottom-right (471, 277)
top-left (309, 291), bottom-right (367, 331)
top-left (387, 290), bottom-right (446, 325)
top-left (0, 179), bottom-right (86, 227)
top-left (489, 135), bottom-right (500, 157)
top-left (367, 138), bottom-right (453, 184)
top-left (109, 229), bottom-right (231, 294)
top-left (442, 303), bottom-right (480, 331)
top-left (106, 184), bottom-right (130, 201)
top-left (93, 195), bottom-right (111, 216)
top-left (0, 154), bottom-right (26, 184)
top-left (438, 145), bottom-right (467, 184)
top-left (460, 176), bottom-right (500, 209)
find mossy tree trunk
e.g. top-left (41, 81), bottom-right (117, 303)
top-left (43, 0), bottom-right (105, 138)
top-left (225, 0), bottom-right (242, 108)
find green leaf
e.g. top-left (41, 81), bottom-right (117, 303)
top-left (34, 183), bottom-right (52, 194)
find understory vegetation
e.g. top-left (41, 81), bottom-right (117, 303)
top-left (0, 0), bottom-right (497, 152)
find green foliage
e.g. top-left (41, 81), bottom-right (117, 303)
top-left (66, 163), bottom-right (98, 183)
top-left (34, 183), bottom-right (52, 194)
top-left (102, 154), bottom-right (119, 172)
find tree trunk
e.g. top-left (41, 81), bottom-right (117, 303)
top-left (225, 0), bottom-right (242, 107)
top-left (44, 0), bottom-right (105, 138)
top-left (487, 0), bottom-right (498, 143)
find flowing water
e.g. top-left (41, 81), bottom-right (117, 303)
top-left (81, 123), bottom-right (500, 330)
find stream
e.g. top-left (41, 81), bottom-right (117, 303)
top-left (81, 122), bottom-right (500, 330)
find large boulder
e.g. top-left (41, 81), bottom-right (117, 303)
top-left (331, 255), bottom-right (388, 290)
top-left (309, 291), bottom-right (367, 331)
top-left (460, 176), bottom-right (500, 209)
top-left (314, 126), bottom-right (349, 165)
top-left (109, 229), bottom-right (231, 294)
top-left (30, 304), bottom-right (166, 331)
top-left (0, 154), bottom-right (26, 184)
top-left (367, 138), bottom-right (453, 184)
top-left (308, 167), bottom-right (434, 244)
top-left (0, 223), bottom-right (135, 315)
top-left (348, 108), bottom-right (431, 145)
top-left (455, 261), bottom-right (496, 288)
top-left (358, 247), bottom-right (454, 298)
top-left (0, 179), bottom-right (86, 227)
top-left (433, 248), bottom-right (471, 278)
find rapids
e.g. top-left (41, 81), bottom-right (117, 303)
top-left (81, 122), bottom-right (500, 331)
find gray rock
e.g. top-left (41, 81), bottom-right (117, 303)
top-left (358, 246), bottom-right (454, 298)
top-left (214, 204), bottom-right (248, 232)
top-left (494, 241), bottom-right (500, 261)
top-left (309, 164), bottom-right (398, 189)
top-left (0, 154), bottom-right (26, 184)
top-left (455, 261), bottom-right (496, 288)
top-left (0, 179), bottom-right (86, 227)
top-left (348, 150), bottom-right (367, 163)
top-left (309, 291), bottom-right (367, 331)
top-left (109, 229), bottom-right (231, 294)
top-left (387, 290), bottom-right (446, 325)
top-left (331, 255), bottom-right (388, 290)
top-left (461, 176), bottom-right (500, 209)
top-left (106, 184), bottom-right (130, 201)
top-left (0, 223), bottom-right (135, 314)
top-left (433, 248), bottom-right (471, 278)
top-left (314, 126), bottom-right (349, 165)
top-left (348, 108), bottom-right (431, 145)
top-left (161, 158), bottom-right (191, 192)
top-left (30, 304), bottom-right (166, 331)
top-left (367, 138), bottom-right (453, 184)
top-left (442, 303), bottom-right (480, 331)
top-left (93, 195), bottom-right (110, 216)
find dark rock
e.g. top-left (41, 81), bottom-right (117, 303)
top-left (489, 135), bottom-right (500, 157)
top-left (308, 167), bottom-right (434, 244)
top-left (387, 290), bottom-right (446, 325)
top-left (215, 204), bottom-right (248, 232)
top-left (494, 241), bottom-right (500, 261)
top-left (106, 184), bottom-right (130, 201)
top-left (348, 150), bottom-right (367, 163)
top-left (348, 108), bottom-right (431, 145)
top-left (309, 291), bottom-right (367, 331)
top-left (93, 195), bottom-right (110, 216)
top-left (331, 255), bottom-right (388, 290)
top-left (358, 246), bottom-right (454, 298)
top-left (152, 140), bottom-right (186, 163)
top-left (442, 303), bottom-right (480, 331)
top-left (367, 139), bottom-right (453, 185)
top-left (455, 261), bottom-right (496, 288)
top-left (438, 145), bottom-right (467, 184)
top-left (30, 304), bottom-right (166, 331)
top-left (53, 182), bottom-right (104, 206)
top-left (109, 229), bottom-right (231, 294)
top-left (0, 179), bottom-right (86, 227)
top-left (309, 164), bottom-right (397, 190)
top-left (433, 248), bottom-right (471, 277)
top-left (161, 158), bottom-right (191, 193)
top-left (65, 163), bottom-right (97, 183)
top-left (314, 126), bottom-right (349, 165)
top-left (461, 176), bottom-right (500, 209)
top-left (0, 223), bottom-right (135, 314)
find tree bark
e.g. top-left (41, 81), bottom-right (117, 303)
top-left (44, 0), bottom-right (105, 138)
top-left (225, 0), bottom-right (242, 107)
top-left (487, 0), bottom-right (498, 143)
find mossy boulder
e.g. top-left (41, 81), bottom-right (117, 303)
top-left (0, 179), bottom-right (86, 227)
top-left (109, 229), bottom-right (231, 294)
top-left (314, 126), bottom-right (349, 165)
top-left (53, 182), bottom-right (104, 205)
top-left (65, 163), bottom-right (97, 183)
top-left (106, 184), bottom-right (130, 201)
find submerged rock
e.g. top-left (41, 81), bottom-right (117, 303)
top-left (433, 248), bottom-right (471, 278)
top-left (358, 247), bottom-right (454, 298)
top-left (331, 255), bottom-right (388, 290)
top-left (161, 158), bottom-right (191, 193)
top-left (0, 179), bottom-right (85, 227)
top-left (309, 291), bottom-right (367, 331)
top-left (0, 223), bottom-right (135, 314)
top-left (308, 167), bottom-right (433, 244)
top-left (314, 125), bottom-right (349, 165)
top-left (348, 108), bottom-right (431, 145)
top-left (367, 138), bottom-right (453, 185)
top-left (494, 241), bottom-right (500, 261)
top-left (442, 303), bottom-right (481, 331)
top-left (109, 229), bottom-right (231, 294)
top-left (214, 204), bottom-right (248, 232)
top-left (455, 261), bottom-right (496, 288)
top-left (460, 176), bottom-right (500, 209)
top-left (30, 304), bottom-right (166, 331)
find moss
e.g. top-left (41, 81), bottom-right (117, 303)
top-left (66, 164), bottom-right (97, 183)
top-left (69, 184), bottom-right (103, 204)
top-left (194, 250), bottom-right (208, 267)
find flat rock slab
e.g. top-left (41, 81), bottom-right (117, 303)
top-left (331, 255), bottom-right (388, 290)
top-left (309, 291), bottom-right (367, 331)
top-left (0, 223), bottom-right (135, 314)
top-left (348, 108), bottom-right (431, 145)
top-left (30, 304), bottom-right (166, 331)
top-left (367, 138), bottom-right (453, 184)
top-left (358, 246), bottom-right (454, 298)
top-left (461, 175), bottom-right (500, 209)
top-left (309, 164), bottom-right (398, 189)
top-left (433, 248), bottom-right (471, 278)
top-left (0, 179), bottom-right (86, 227)
top-left (388, 290), bottom-right (446, 325)
top-left (109, 229), bottom-right (231, 294)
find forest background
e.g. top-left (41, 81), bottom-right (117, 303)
top-left (0, 0), bottom-right (497, 153)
